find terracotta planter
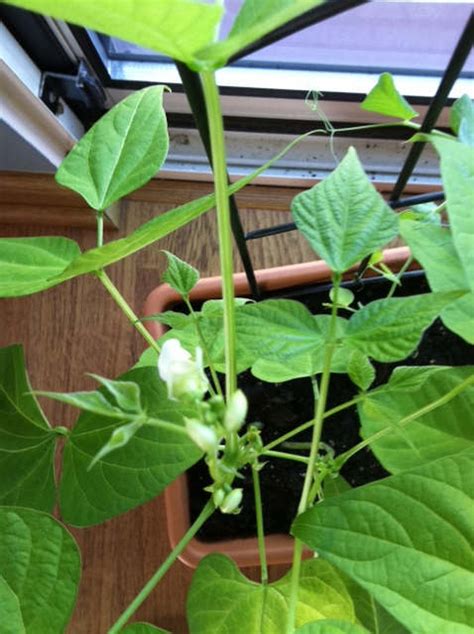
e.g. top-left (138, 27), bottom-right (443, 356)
top-left (143, 246), bottom-right (413, 569)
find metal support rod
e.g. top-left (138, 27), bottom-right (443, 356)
top-left (229, 0), bottom-right (368, 65)
top-left (389, 12), bottom-right (474, 202)
top-left (245, 190), bottom-right (445, 241)
top-left (175, 61), bottom-right (261, 300)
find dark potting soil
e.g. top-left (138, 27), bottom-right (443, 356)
top-left (186, 272), bottom-right (474, 541)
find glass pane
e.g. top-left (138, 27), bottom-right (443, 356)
top-left (100, 1), bottom-right (473, 76)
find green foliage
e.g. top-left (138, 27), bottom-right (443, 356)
top-left (162, 251), bottom-right (199, 297)
top-left (400, 221), bottom-right (474, 343)
top-left (292, 449), bottom-right (474, 633)
top-left (346, 291), bottom-right (463, 361)
top-left (450, 94), bottom-right (474, 146)
top-left (59, 367), bottom-right (201, 526)
top-left (295, 621), bottom-right (369, 634)
top-left (430, 137), bottom-right (474, 285)
top-left (0, 345), bottom-right (56, 512)
top-left (346, 351), bottom-right (375, 391)
top-left (202, 0), bottom-right (323, 68)
top-left (56, 87), bottom-right (168, 210)
top-left (0, 237), bottom-right (80, 298)
top-left (291, 147), bottom-right (398, 272)
top-left (361, 72), bottom-right (419, 120)
top-left (0, 507), bottom-right (80, 633)
top-left (2, 0), bottom-right (223, 68)
top-left (359, 366), bottom-right (474, 472)
top-left (122, 624), bottom-right (169, 634)
top-left (50, 132), bottom-right (308, 285)
top-left (187, 554), bottom-right (356, 633)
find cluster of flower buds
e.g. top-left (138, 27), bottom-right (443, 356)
top-left (157, 340), bottom-right (253, 516)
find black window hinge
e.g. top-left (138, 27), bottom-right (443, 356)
top-left (40, 59), bottom-right (107, 128)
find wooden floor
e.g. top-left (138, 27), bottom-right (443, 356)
top-left (0, 177), bottom-right (317, 633)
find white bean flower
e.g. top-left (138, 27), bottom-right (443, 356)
top-left (158, 338), bottom-right (208, 401)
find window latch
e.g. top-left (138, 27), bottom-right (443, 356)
top-left (40, 59), bottom-right (107, 128)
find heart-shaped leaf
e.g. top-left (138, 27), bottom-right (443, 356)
top-left (0, 507), bottom-right (80, 633)
top-left (0, 345), bottom-right (56, 512)
top-left (187, 554), bottom-right (356, 634)
top-left (361, 73), bottom-right (418, 120)
top-left (291, 147), bottom-right (398, 273)
top-left (293, 449), bottom-right (474, 634)
top-left (56, 86), bottom-right (169, 210)
top-left (162, 251), bottom-right (199, 297)
top-left (0, 237), bottom-right (81, 298)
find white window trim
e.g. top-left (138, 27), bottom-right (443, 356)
top-left (0, 24), bottom-right (83, 167)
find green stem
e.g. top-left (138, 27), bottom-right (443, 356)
top-left (201, 71), bottom-right (236, 401)
top-left (262, 394), bottom-right (364, 452)
top-left (183, 296), bottom-right (222, 398)
top-left (252, 465), bottom-right (268, 584)
top-left (146, 417), bottom-right (189, 436)
top-left (262, 449), bottom-right (310, 465)
top-left (386, 255), bottom-right (414, 299)
top-left (96, 210), bottom-right (104, 247)
top-left (97, 270), bottom-right (161, 354)
top-left (336, 373), bottom-right (474, 469)
top-left (108, 499), bottom-right (214, 633)
top-left (285, 274), bottom-right (341, 634)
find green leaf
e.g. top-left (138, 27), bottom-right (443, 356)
top-left (0, 576), bottom-right (23, 634)
top-left (121, 623), bottom-right (169, 634)
top-left (340, 575), bottom-right (410, 634)
top-left (346, 351), bottom-right (375, 391)
top-left (0, 237), bottom-right (80, 298)
top-left (323, 475), bottom-right (351, 499)
top-left (2, 0), bottom-right (223, 68)
top-left (89, 420), bottom-right (143, 469)
top-left (201, 0), bottom-right (323, 68)
top-left (292, 449), bottom-right (474, 634)
top-left (0, 345), bottom-right (56, 512)
top-left (35, 389), bottom-right (126, 419)
top-left (331, 287), bottom-right (354, 308)
top-left (295, 621), bottom-right (369, 634)
top-left (346, 291), bottom-right (463, 361)
top-left (400, 221), bottom-right (474, 343)
top-left (49, 130), bottom-right (306, 283)
top-left (59, 367), bottom-right (201, 526)
top-left (234, 301), bottom-right (350, 381)
top-left (359, 366), bottom-right (474, 473)
top-left (450, 94), bottom-right (474, 146)
top-left (56, 87), bottom-right (168, 210)
top-left (430, 137), bottom-right (474, 285)
top-left (361, 72), bottom-right (419, 120)
top-left (187, 554), bottom-right (356, 633)
top-left (399, 201), bottom-right (442, 226)
top-left (162, 251), bottom-right (199, 297)
top-left (88, 374), bottom-right (142, 413)
top-left (0, 507), bottom-right (80, 633)
top-left (141, 310), bottom-right (191, 330)
top-left (291, 147), bottom-right (398, 272)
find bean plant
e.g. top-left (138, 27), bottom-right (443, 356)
top-left (1, 2), bottom-right (473, 633)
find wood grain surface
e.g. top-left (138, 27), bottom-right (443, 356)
top-left (0, 178), bottom-right (320, 633)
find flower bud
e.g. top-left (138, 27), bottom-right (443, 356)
top-left (212, 488), bottom-right (225, 507)
top-left (157, 339), bottom-right (208, 401)
top-left (220, 488), bottom-right (243, 514)
top-left (224, 389), bottom-right (248, 432)
top-left (185, 419), bottom-right (218, 454)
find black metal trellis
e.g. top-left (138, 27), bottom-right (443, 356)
top-left (176, 3), bottom-right (474, 299)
